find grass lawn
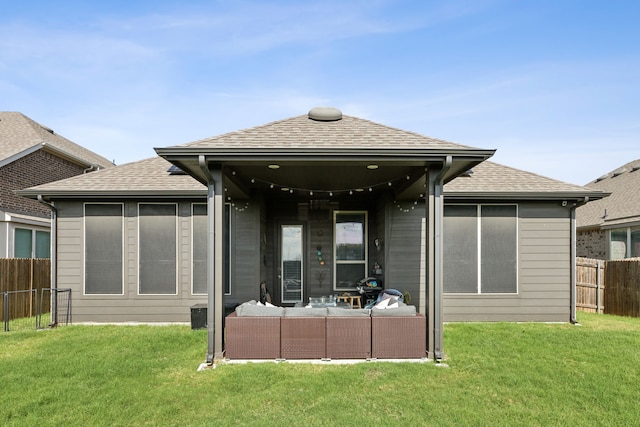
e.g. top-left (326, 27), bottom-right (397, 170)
top-left (1, 312), bottom-right (639, 426)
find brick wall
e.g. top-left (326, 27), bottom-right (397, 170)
top-left (577, 228), bottom-right (607, 259)
top-left (0, 150), bottom-right (87, 217)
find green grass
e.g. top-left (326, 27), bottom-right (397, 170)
top-left (1, 312), bottom-right (639, 426)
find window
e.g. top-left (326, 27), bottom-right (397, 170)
top-left (632, 227), bottom-right (640, 258)
top-left (35, 231), bottom-right (50, 259)
top-left (610, 226), bottom-right (640, 259)
top-left (334, 211), bottom-right (367, 290)
top-left (139, 204), bottom-right (177, 295)
top-left (444, 204), bottom-right (517, 294)
top-left (14, 228), bottom-right (50, 259)
top-left (192, 203), bottom-right (232, 295)
top-left (84, 204), bottom-right (123, 294)
top-left (610, 229), bottom-right (627, 260)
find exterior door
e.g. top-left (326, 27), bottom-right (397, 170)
top-left (280, 224), bottom-right (304, 304)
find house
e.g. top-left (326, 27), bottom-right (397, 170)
top-left (1, 112), bottom-right (113, 259)
top-left (18, 107), bottom-right (606, 361)
top-left (576, 159), bottom-right (640, 259)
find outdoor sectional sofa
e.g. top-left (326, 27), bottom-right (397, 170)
top-left (224, 302), bottom-right (427, 360)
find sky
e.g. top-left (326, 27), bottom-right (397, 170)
top-left (1, 0), bottom-right (638, 186)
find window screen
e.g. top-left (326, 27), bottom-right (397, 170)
top-left (139, 204), bottom-right (177, 294)
top-left (443, 205), bottom-right (478, 293)
top-left (85, 204), bottom-right (123, 294)
top-left (481, 205), bottom-right (517, 293)
top-left (192, 204), bottom-right (207, 294)
top-left (444, 204), bottom-right (517, 294)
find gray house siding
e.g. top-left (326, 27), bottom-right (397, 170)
top-left (443, 202), bottom-right (571, 322)
top-left (384, 203), bottom-right (424, 310)
top-left (52, 197), bottom-right (573, 323)
top-left (56, 201), bottom-right (200, 322)
top-left (227, 203), bottom-right (261, 306)
top-left (383, 201), bottom-right (572, 322)
top-left (54, 199), bottom-right (260, 323)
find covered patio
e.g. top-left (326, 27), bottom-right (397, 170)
top-left (156, 107), bottom-right (495, 363)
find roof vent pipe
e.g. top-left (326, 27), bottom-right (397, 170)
top-left (308, 107), bottom-right (342, 121)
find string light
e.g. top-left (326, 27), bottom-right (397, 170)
top-left (224, 170), bottom-right (426, 214)
top-left (246, 172), bottom-right (419, 197)
top-left (393, 196), bottom-right (426, 213)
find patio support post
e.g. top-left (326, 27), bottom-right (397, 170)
top-left (425, 157), bottom-right (450, 361)
top-left (199, 157), bottom-right (225, 363)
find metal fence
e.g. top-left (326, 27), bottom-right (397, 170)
top-left (1, 287), bottom-right (71, 332)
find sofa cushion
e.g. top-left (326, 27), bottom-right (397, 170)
top-left (283, 307), bottom-right (328, 317)
top-left (327, 307), bottom-right (370, 317)
top-left (371, 305), bottom-right (417, 317)
top-left (236, 303), bottom-right (285, 317)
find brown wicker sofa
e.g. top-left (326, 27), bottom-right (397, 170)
top-left (224, 302), bottom-right (426, 360)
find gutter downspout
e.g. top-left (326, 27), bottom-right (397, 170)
top-left (433, 156), bottom-right (451, 360)
top-left (199, 155), bottom-right (216, 364)
top-left (37, 195), bottom-right (57, 325)
top-left (570, 196), bottom-right (589, 324)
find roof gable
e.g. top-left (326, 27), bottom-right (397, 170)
top-left (577, 159), bottom-right (640, 228)
top-left (176, 113), bottom-right (475, 151)
top-left (0, 112), bottom-right (114, 169)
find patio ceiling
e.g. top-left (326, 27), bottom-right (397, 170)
top-left (156, 148), bottom-right (495, 200)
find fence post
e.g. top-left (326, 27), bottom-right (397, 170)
top-left (596, 260), bottom-right (602, 314)
top-left (3, 292), bottom-right (8, 332)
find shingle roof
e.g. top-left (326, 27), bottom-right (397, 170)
top-left (444, 161), bottom-right (597, 196)
top-left (18, 156), bottom-right (205, 197)
top-left (576, 159), bottom-right (640, 228)
top-left (18, 111), bottom-right (605, 202)
top-left (0, 112), bottom-right (114, 168)
top-left (179, 113), bottom-right (474, 150)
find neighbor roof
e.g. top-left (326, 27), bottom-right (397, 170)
top-left (0, 112), bottom-right (114, 169)
top-left (577, 159), bottom-right (640, 229)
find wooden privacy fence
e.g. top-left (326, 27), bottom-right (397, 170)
top-left (605, 258), bottom-right (640, 318)
top-left (576, 257), bottom-right (605, 314)
top-left (577, 257), bottom-right (640, 318)
top-left (0, 258), bottom-right (51, 320)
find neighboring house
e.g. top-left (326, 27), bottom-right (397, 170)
top-left (0, 112), bottom-right (113, 259)
top-left (19, 107), bottom-right (605, 361)
top-left (576, 159), bottom-right (640, 260)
